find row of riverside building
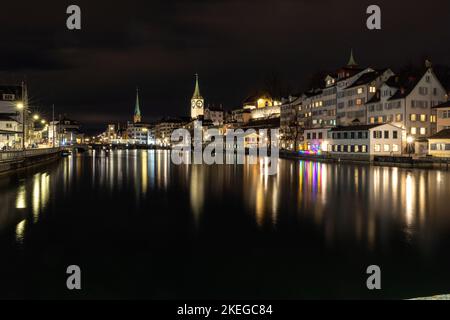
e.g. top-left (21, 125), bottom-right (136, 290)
top-left (103, 50), bottom-right (450, 159)
top-left (280, 51), bottom-right (450, 159)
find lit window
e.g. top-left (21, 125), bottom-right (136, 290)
top-left (362, 145), bottom-right (367, 153)
top-left (420, 114), bottom-right (427, 122)
top-left (410, 114), bottom-right (417, 121)
top-left (357, 88), bottom-right (364, 94)
top-left (356, 99), bottom-right (362, 105)
top-left (430, 115), bottom-right (437, 123)
top-left (375, 144), bottom-right (381, 152)
top-left (392, 144), bottom-right (399, 152)
top-left (384, 144), bottom-right (390, 152)
top-left (354, 145), bottom-right (360, 153)
top-left (370, 117), bottom-right (375, 124)
top-left (377, 116), bottom-right (383, 123)
top-left (420, 127), bottom-right (426, 135)
top-left (411, 127), bottom-right (417, 135)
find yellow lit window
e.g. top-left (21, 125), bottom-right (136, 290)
top-left (369, 86), bottom-right (376, 93)
top-left (420, 114), bottom-right (427, 122)
top-left (420, 127), bottom-right (426, 135)
top-left (357, 88), bottom-right (363, 94)
top-left (411, 127), bottom-right (417, 135)
top-left (410, 114), bottom-right (417, 121)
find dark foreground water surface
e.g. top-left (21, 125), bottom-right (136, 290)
top-left (1, 150), bottom-right (450, 299)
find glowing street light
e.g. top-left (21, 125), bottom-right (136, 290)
top-left (33, 114), bottom-right (40, 121)
top-left (16, 102), bottom-right (25, 150)
top-left (406, 135), bottom-right (415, 157)
top-left (41, 119), bottom-right (47, 125)
top-left (406, 136), bottom-right (415, 144)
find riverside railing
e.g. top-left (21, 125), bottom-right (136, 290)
top-left (0, 148), bottom-right (61, 163)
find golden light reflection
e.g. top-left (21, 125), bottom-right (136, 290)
top-left (405, 173), bottom-right (415, 227)
top-left (32, 173), bottom-right (41, 222)
top-left (190, 166), bottom-right (204, 225)
top-left (15, 219), bottom-right (26, 244)
top-left (16, 185), bottom-right (26, 209)
top-left (141, 150), bottom-right (148, 194)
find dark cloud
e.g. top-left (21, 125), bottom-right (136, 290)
top-left (1, 0), bottom-right (450, 132)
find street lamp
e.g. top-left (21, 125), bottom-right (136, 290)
top-left (33, 114), bottom-right (40, 121)
top-left (406, 135), bottom-right (415, 157)
top-left (16, 102), bottom-right (25, 150)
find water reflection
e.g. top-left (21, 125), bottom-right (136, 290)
top-left (1, 150), bottom-right (450, 254)
top-left (15, 219), bottom-right (26, 244)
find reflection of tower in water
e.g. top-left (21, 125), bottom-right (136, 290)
top-left (190, 165), bottom-right (204, 226)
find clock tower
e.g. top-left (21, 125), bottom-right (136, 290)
top-left (191, 74), bottom-right (204, 119)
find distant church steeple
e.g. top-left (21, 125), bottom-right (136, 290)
top-left (347, 48), bottom-right (358, 68)
top-left (134, 87), bottom-right (141, 123)
top-left (192, 73), bottom-right (203, 99)
top-left (191, 74), bottom-right (204, 119)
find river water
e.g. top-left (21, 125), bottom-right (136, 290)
top-left (0, 149), bottom-right (450, 299)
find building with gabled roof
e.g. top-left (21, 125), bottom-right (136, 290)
top-left (366, 65), bottom-right (447, 139)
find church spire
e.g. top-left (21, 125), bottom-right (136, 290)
top-left (347, 48), bottom-right (358, 67)
top-left (192, 74), bottom-right (202, 99)
top-left (134, 87), bottom-right (142, 123)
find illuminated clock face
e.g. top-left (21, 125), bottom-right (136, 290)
top-left (196, 100), bottom-right (203, 108)
top-left (191, 101), bottom-right (196, 109)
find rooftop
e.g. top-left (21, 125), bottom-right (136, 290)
top-left (0, 114), bottom-right (18, 122)
top-left (330, 124), bottom-right (383, 132)
top-left (346, 69), bottom-right (388, 89)
top-left (429, 129), bottom-right (450, 140)
top-left (432, 100), bottom-right (450, 109)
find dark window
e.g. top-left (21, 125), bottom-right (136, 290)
top-left (393, 131), bottom-right (398, 139)
top-left (312, 133), bottom-right (317, 139)
top-left (358, 132), bottom-right (363, 139)
top-left (343, 132), bottom-right (348, 139)
top-left (430, 144), bottom-right (437, 151)
top-left (384, 131), bottom-right (389, 139)
top-left (307, 133), bottom-right (311, 139)
top-left (319, 132), bottom-right (323, 139)
top-left (351, 132), bottom-right (355, 139)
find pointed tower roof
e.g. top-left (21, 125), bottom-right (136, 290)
top-left (192, 74), bottom-right (203, 99)
top-left (347, 48), bottom-right (358, 68)
top-left (134, 87), bottom-right (141, 117)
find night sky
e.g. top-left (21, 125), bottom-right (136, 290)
top-left (1, 0), bottom-right (450, 132)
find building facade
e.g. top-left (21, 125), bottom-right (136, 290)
top-left (428, 129), bottom-right (450, 158)
top-left (433, 101), bottom-right (450, 132)
top-left (326, 124), bottom-right (404, 159)
top-left (366, 67), bottom-right (447, 140)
